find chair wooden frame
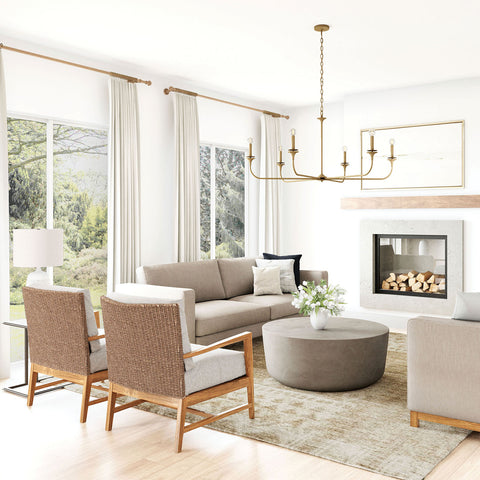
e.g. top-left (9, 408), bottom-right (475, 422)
top-left (28, 364), bottom-right (109, 423)
top-left (410, 411), bottom-right (480, 432)
top-left (105, 331), bottom-right (255, 452)
top-left (26, 309), bottom-right (109, 423)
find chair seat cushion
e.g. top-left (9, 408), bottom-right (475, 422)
top-left (184, 345), bottom-right (246, 395)
top-left (195, 300), bottom-right (270, 336)
top-left (89, 340), bottom-right (107, 373)
top-left (229, 293), bottom-right (299, 320)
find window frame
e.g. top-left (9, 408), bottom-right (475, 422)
top-left (199, 142), bottom-right (248, 260)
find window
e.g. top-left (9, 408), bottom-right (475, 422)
top-left (8, 116), bottom-right (108, 362)
top-left (200, 145), bottom-right (246, 259)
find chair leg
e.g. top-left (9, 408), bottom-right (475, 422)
top-left (80, 377), bottom-right (92, 423)
top-left (27, 367), bottom-right (38, 407)
top-left (175, 398), bottom-right (187, 453)
top-left (410, 411), bottom-right (419, 427)
top-left (105, 383), bottom-right (117, 431)
top-left (247, 378), bottom-right (255, 419)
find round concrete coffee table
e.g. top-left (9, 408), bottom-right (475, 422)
top-left (262, 317), bottom-right (389, 391)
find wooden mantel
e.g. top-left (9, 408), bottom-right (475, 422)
top-left (341, 194), bottom-right (480, 210)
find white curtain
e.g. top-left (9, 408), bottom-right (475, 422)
top-left (107, 78), bottom-right (140, 291)
top-left (259, 114), bottom-right (281, 254)
top-left (0, 51), bottom-right (10, 377)
top-left (174, 93), bottom-right (200, 262)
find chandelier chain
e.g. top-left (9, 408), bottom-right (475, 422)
top-left (320, 31), bottom-right (324, 117)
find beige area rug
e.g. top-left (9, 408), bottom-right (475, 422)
top-left (68, 333), bottom-right (469, 480)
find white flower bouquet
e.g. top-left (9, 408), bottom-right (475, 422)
top-left (292, 279), bottom-right (346, 316)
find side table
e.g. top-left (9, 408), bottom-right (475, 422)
top-left (3, 319), bottom-right (67, 397)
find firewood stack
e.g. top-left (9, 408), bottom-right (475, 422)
top-left (381, 271), bottom-right (445, 294)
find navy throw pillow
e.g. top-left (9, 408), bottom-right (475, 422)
top-left (263, 253), bottom-right (302, 286)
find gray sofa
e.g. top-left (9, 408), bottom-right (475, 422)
top-left (117, 257), bottom-right (327, 345)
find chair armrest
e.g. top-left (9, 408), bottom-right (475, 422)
top-left (115, 283), bottom-right (196, 343)
top-left (300, 269), bottom-right (328, 285)
top-left (94, 310), bottom-right (101, 329)
top-left (184, 332), bottom-right (252, 359)
top-left (88, 334), bottom-right (105, 341)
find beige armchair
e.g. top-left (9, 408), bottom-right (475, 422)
top-left (100, 295), bottom-right (255, 452)
top-left (22, 286), bottom-right (109, 423)
top-left (408, 315), bottom-right (480, 432)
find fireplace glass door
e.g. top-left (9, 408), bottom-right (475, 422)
top-left (374, 234), bottom-right (447, 298)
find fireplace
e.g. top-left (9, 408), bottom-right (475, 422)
top-left (374, 234), bottom-right (447, 299)
top-left (360, 220), bottom-right (463, 315)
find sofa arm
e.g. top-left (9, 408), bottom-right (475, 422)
top-left (299, 270), bottom-right (328, 285)
top-left (408, 316), bottom-right (480, 424)
top-left (115, 283), bottom-right (196, 343)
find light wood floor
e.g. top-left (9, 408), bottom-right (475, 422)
top-left (2, 383), bottom-right (480, 480)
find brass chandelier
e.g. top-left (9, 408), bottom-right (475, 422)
top-left (246, 24), bottom-right (398, 183)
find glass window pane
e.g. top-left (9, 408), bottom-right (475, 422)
top-left (215, 148), bottom-right (245, 258)
top-left (8, 118), bottom-right (47, 362)
top-left (53, 124), bottom-right (108, 311)
top-left (200, 145), bottom-right (211, 259)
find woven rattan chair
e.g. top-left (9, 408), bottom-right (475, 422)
top-left (100, 296), bottom-right (254, 452)
top-left (22, 286), bottom-right (109, 423)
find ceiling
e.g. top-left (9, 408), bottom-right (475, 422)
top-left (1, 0), bottom-right (480, 107)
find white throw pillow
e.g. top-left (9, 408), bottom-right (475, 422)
top-left (31, 284), bottom-right (101, 353)
top-left (452, 292), bottom-right (480, 321)
top-left (106, 292), bottom-right (195, 371)
top-left (256, 258), bottom-right (297, 293)
top-left (252, 266), bottom-right (283, 296)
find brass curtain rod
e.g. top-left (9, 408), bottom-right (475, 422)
top-left (164, 86), bottom-right (289, 119)
top-left (0, 43), bottom-right (152, 86)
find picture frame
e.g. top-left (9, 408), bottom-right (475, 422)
top-left (360, 120), bottom-right (464, 190)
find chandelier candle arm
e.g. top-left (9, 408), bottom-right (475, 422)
top-left (245, 23), bottom-right (400, 184)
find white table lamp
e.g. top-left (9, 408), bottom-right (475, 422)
top-left (13, 229), bottom-right (64, 287)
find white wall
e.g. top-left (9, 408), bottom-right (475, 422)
top-left (282, 78), bottom-right (480, 328)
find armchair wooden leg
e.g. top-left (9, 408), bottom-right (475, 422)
top-left (105, 383), bottom-right (117, 431)
top-left (80, 377), bottom-right (92, 423)
top-left (27, 367), bottom-right (38, 407)
top-left (175, 398), bottom-right (187, 453)
top-left (243, 334), bottom-right (255, 420)
top-left (247, 378), bottom-right (255, 419)
top-left (410, 411), bottom-right (419, 427)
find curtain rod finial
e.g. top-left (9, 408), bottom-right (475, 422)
top-left (164, 87), bottom-right (172, 95)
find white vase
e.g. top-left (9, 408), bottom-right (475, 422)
top-left (309, 310), bottom-right (329, 330)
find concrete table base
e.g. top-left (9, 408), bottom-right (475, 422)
top-left (262, 317), bottom-right (389, 392)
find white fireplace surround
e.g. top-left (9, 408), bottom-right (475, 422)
top-left (360, 220), bottom-right (463, 315)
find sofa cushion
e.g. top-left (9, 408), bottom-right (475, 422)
top-left (252, 266), bottom-right (283, 296)
top-left (452, 292), bottom-right (480, 321)
top-left (217, 257), bottom-right (257, 298)
top-left (256, 258), bottom-right (297, 293)
top-left (263, 253), bottom-right (302, 286)
top-left (230, 293), bottom-right (299, 320)
top-left (184, 345), bottom-right (246, 395)
top-left (143, 260), bottom-right (226, 302)
top-left (195, 300), bottom-right (270, 337)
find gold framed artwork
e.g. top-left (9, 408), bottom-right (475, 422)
top-left (360, 120), bottom-right (464, 190)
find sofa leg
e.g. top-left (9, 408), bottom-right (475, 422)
top-left (410, 411), bottom-right (419, 427)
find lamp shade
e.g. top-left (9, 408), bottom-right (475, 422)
top-left (13, 229), bottom-right (64, 268)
